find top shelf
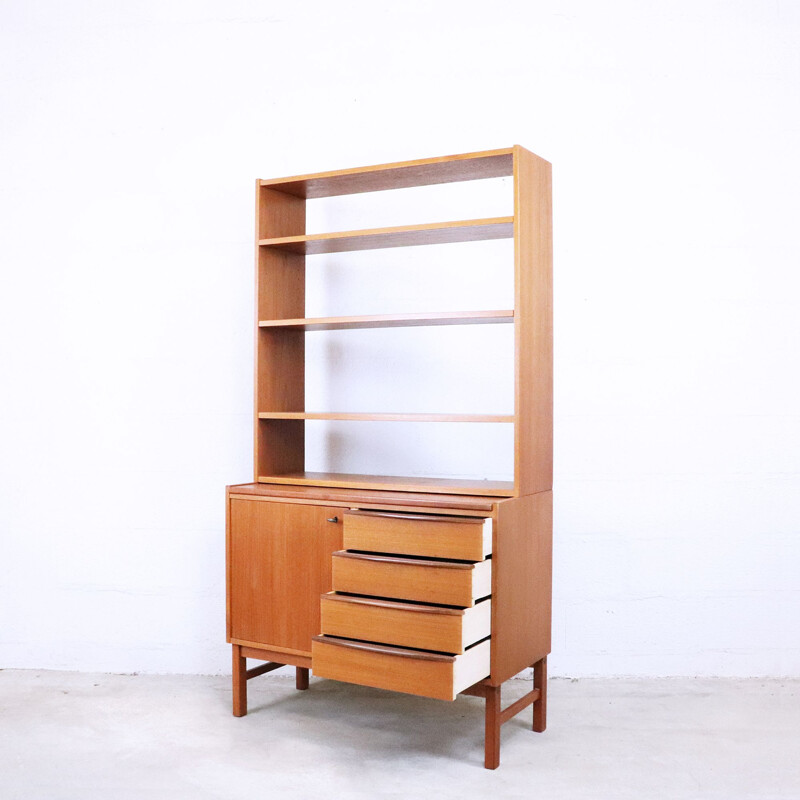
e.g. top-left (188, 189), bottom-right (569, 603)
top-left (258, 147), bottom-right (515, 198)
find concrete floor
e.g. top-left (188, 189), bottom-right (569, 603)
top-left (0, 669), bottom-right (798, 799)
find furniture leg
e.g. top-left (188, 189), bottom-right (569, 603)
top-left (533, 656), bottom-right (547, 732)
top-left (296, 666), bottom-right (309, 690)
top-left (485, 684), bottom-right (501, 770)
top-left (232, 644), bottom-right (247, 717)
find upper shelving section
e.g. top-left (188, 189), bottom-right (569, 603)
top-left (253, 146), bottom-right (552, 498)
top-left (259, 217), bottom-right (513, 255)
top-left (258, 147), bottom-right (514, 198)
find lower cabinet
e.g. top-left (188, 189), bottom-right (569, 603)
top-left (226, 486), bottom-right (552, 770)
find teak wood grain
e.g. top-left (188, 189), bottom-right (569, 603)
top-left (227, 500), bottom-right (342, 654)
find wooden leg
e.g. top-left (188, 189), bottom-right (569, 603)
top-left (485, 684), bottom-right (501, 770)
top-left (533, 656), bottom-right (547, 732)
top-left (232, 644), bottom-right (247, 717)
top-left (296, 666), bottom-right (309, 690)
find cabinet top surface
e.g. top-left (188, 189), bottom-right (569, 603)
top-left (228, 482), bottom-right (500, 512)
top-left (258, 147), bottom-right (523, 198)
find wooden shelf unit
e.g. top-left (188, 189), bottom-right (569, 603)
top-left (228, 146), bottom-right (552, 769)
top-left (255, 145), bottom-right (551, 497)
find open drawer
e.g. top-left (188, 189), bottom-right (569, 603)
top-left (331, 551), bottom-right (492, 607)
top-left (320, 593), bottom-right (491, 654)
top-left (343, 510), bottom-right (492, 561)
top-left (312, 635), bottom-right (490, 701)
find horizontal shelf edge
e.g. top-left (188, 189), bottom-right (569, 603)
top-left (258, 217), bottom-right (514, 254)
top-left (258, 412), bottom-right (515, 423)
top-left (258, 310), bottom-right (514, 331)
top-left (257, 472), bottom-right (516, 497)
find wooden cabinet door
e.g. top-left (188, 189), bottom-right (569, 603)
top-left (228, 500), bottom-right (343, 654)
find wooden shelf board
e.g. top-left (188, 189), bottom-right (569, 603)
top-left (228, 482), bottom-right (499, 511)
top-left (258, 217), bottom-right (514, 255)
top-left (258, 310), bottom-right (514, 331)
top-left (258, 412), bottom-right (514, 423)
top-left (258, 148), bottom-right (514, 198)
top-left (256, 472), bottom-right (515, 497)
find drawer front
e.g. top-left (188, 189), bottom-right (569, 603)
top-left (320, 593), bottom-right (491, 654)
top-left (343, 510), bottom-right (492, 561)
top-left (331, 551), bottom-right (492, 607)
top-left (312, 636), bottom-right (491, 701)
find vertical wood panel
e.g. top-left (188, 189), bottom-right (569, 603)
top-left (513, 146), bottom-right (553, 495)
top-left (226, 490), bottom-right (232, 641)
top-left (491, 490), bottom-right (552, 684)
top-left (254, 182), bottom-right (307, 480)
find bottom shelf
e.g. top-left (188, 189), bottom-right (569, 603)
top-left (257, 471), bottom-right (515, 497)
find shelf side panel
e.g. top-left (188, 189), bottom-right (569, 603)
top-left (255, 184), bottom-right (306, 480)
top-left (491, 491), bottom-right (552, 684)
top-left (513, 146), bottom-right (553, 496)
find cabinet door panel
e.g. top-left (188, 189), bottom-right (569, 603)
top-left (228, 500), bottom-right (343, 654)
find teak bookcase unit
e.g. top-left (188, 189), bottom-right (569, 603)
top-left (226, 146), bottom-right (552, 770)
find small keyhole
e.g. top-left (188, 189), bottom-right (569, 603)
top-left (327, 516), bottom-right (339, 523)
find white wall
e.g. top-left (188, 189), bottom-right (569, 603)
top-left (1, 0), bottom-right (798, 677)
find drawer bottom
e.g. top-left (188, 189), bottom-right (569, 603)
top-left (311, 636), bottom-right (490, 701)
